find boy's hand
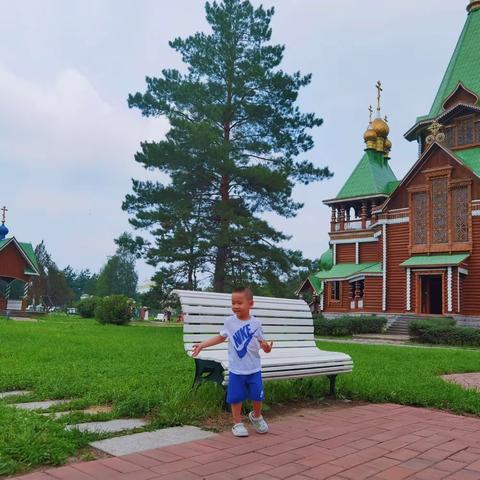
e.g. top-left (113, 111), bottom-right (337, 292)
top-left (191, 343), bottom-right (203, 357)
top-left (260, 340), bottom-right (273, 353)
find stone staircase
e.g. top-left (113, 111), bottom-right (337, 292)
top-left (386, 316), bottom-right (414, 335)
top-left (386, 315), bottom-right (455, 335)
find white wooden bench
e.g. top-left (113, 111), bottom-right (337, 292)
top-left (173, 289), bottom-right (353, 398)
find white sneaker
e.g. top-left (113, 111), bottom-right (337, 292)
top-left (248, 411), bottom-right (269, 434)
top-left (232, 422), bottom-right (249, 437)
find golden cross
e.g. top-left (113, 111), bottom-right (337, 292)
top-left (428, 120), bottom-right (443, 137)
top-left (384, 115), bottom-right (388, 123)
top-left (376, 81), bottom-right (383, 112)
top-left (1, 206), bottom-right (7, 224)
top-left (368, 105), bottom-right (373, 123)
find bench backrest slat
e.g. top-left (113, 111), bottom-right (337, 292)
top-left (174, 289), bottom-right (315, 353)
top-left (182, 305), bottom-right (311, 318)
top-left (184, 340), bottom-right (317, 351)
top-left (183, 315), bottom-right (313, 326)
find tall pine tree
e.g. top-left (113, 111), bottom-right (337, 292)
top-left (125, 0), bottom-right (331, 292)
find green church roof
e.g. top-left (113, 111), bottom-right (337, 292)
top-left (19, 242), bottom-right (39, 271)
top-left (307, 275), bottom-right (324, 295)
top-left (424, 8), bottom-right (480, 120)
top-left (315, 262), bottom-right (382, 281)
top-left (336, 149), bottom-right (398, 200)
top-left (453, 147), bottom-right (480, 176)
top-left (400, 253), bottom-right (470, 268)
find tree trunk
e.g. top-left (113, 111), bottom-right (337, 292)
top-left (213, 71), bottom-right (234, 293)
top-left (213, 174), bottom-right (230, 292)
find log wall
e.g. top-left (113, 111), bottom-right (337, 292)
top-left (386, 223), bottom-right (409, 313)
top-left (336, 244), bottom-right (355, 264)
top-left (462, 218), bottom-right (480, 315)
top-left (363, 277), bottom-right (383, 312)
top-left (360, 242), bottom-right (380, 263)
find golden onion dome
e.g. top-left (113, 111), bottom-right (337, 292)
top-left (363, 126), bottom-right (377, 143)
top-left (372, 117), bottom-right (390, 137)
top-left (384, 138), bottom-right (392, 151)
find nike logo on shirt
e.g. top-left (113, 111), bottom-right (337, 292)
top-left (232, 324), bottom-right (258, 359)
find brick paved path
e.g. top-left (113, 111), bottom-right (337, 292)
top-left (13, 403), bottom-right (480, 480)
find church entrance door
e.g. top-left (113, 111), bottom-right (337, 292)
top-left (420, 275), bottom-right (443, 315)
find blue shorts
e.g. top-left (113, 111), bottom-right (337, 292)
top-left (227, 371), bottom-right (265, 404)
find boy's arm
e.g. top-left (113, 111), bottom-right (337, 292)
top-left (256, 325), bottom-right (273, 353)
top-left (191, 335), bottom-right (226, 357)
top-left (260, 340), bottom-right (273, 353)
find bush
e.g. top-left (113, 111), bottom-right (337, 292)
top-left (409, 318), bottom-right (480, 346)
top-left (94, 295), bottom-right (133, 325)
top-left (409, 318), bottom-right (456, 337)
top-left (76, 296), bottom-right (101, 318)
top-left (313, 315), bottom-right (387, 337)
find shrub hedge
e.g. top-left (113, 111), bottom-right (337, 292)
top-left (408, 318), bottom-right (456, 337)
top-left (409, 318), bottom-right (480, 346)
top-left (313, 315), bottom-right (387, 337)
top-left (76, 296), bottom-right (101, 318)
top-left (94, 295), bottom-right (133, 325)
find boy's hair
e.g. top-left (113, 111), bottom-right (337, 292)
top-left (232, 286), bottom-right (254, 300)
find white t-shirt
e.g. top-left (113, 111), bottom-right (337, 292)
top-left (220, 315), bottom-right (265, 375)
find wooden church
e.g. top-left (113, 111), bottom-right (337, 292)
top-left (0, 207), bottom-right (40, 313)
top-left (300, 0), bottom-right (480, 321)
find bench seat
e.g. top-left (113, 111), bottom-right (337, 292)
top-left (174, 289), bottom-right (353, 395)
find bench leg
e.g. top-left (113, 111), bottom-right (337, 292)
top-left (192, 358), bottom-right (225, 388)
top-left (327, 374), bottom-right (337, 398)
top-left (191, 359), bottom-right (230, 411)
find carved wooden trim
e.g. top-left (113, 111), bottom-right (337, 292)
top-left (423, 167), bottom-right (453, 179)
top-left (414, 271), bottom-right (446, 315)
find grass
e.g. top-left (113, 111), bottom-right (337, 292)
top-left (1, 315), bottom-right (480, 475)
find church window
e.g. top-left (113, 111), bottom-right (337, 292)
top-left (330, 281), bottom-right (341, 301)
top-left (412, 192), bottom-right (427, 244)
top-left (457, 117), bottom-right (474, 145)
top-left (452, 186), bottom-right (468, 242)
top-left (431, 177), bottom-right (448, 243)
top-left (445, 126), bottom-right (456, 147)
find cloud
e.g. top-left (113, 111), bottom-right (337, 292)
top-left (0, 65), bottom-right (167, 173)
top-left (0, 65), bottom-right (166, 278)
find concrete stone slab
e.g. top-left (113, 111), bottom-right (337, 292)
top-left (89, 426), bottom-right (217, 456)
top-left (13, 399), bottom-right (70, 411)
top-left (442, 372), bottom-right (480, 390)
top-left (41, 411), bottom-right (73, 419)
top-left (0, 390), bottom-right (32, 399)
top-left (66, 419), bottom-right (147, 433)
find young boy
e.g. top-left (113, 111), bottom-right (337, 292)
top-left (191, 286), bottom-right (273, 437)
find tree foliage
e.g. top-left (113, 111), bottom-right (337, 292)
top-left (31, 241), bottom-right (74, 306)
top-left (124, 0), bottom-right (331, 293)
top-left (63, 267), bottom-right (97, 300)
top-left (95, 235), bottom-right (139, 298)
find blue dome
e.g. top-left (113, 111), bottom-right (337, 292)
top-left (0, 223), bottom-right (9, 240)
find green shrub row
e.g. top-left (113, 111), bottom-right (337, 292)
top-left (408, 318), bottom-right (456, 337)
top-left (76, 295), bottom-right (133, 325)
top-left (313, 315), bottom-right (387, 336)
top-left (409, 318), bottom-right (480, 346)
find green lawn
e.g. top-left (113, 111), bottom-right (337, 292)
top-left (1, 315), bottom-right (480, 476)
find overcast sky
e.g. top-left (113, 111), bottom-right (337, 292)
top-left (0, 0), bottom-right (470, 282)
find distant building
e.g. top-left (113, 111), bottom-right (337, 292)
top-left (300, 1), bottom-right (480, 320)
top-left (0, 207), bottom-right (40, 312)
